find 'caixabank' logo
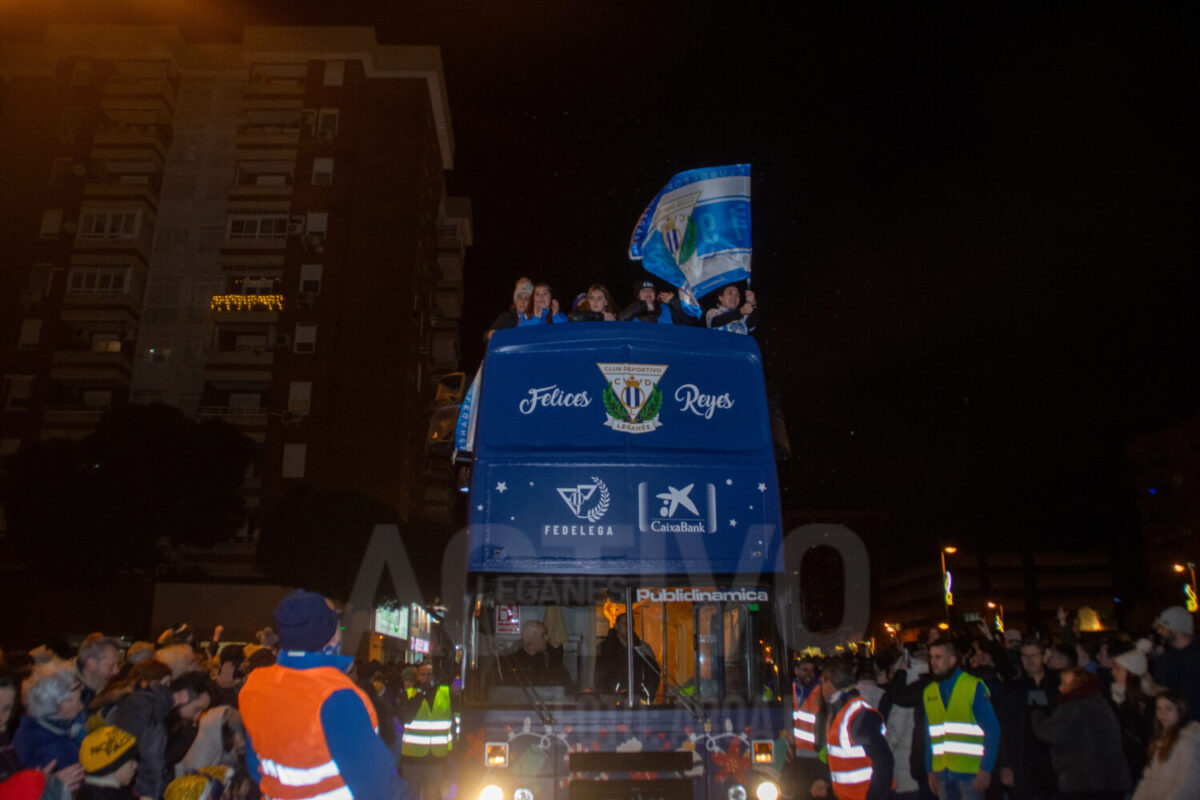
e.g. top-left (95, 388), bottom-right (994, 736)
top-left (596, 362), bottom-right (668, 434)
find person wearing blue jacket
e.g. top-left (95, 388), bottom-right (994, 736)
top-left (519, 283), bottom-right (568, 325)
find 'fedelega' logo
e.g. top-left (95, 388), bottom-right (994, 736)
top-left (596, 362), bottom-right (668, 434)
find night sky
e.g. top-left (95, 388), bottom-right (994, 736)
top-left (7, 3), bottom-right (1199, 562)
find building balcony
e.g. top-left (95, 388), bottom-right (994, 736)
top-left (42, 406), bottom-right (106, 426)
top-left (220, 237), bottom-right (286, 252)
top-left (62, 291), bottom-right (143, 313)
top-left (210, 295), bottom-right (283, 324)
top-left (197, 407), bottom-right (269, 426)
top-left (52, 349), bottom-right (133, 373)
top-left (93, 124), bottom-right (173, 151)
top-left (227, 184), bottom-right (294, 200)
top-left (243, 80), bottom-right (306, 98)
top-left (205, 349), bottom-right (275, 367)
top-left (82, 181), bottom-right (159, 204)
top-left (236, 126), bottom-right (301, 147)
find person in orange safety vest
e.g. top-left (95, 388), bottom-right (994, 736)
top-left (240, 589), bottom-right (416, 800)
top-left (815, 659), bottom-right (893, 800)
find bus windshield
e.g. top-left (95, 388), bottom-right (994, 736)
top-left (464, 574), bottom-right (784, 710)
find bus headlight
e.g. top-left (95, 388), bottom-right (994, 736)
top-left (752, 740), bottom-right (773, 763)
top-left (479, 785), bottom-right (504, 800)
top-left (513, 789), bottom-right (534, 800)
top-left (727, 785), bottom-right (747, 800)
top-left (755, 781), bottom-right (779, 800)
top-left (485, 743), bottom-right (509, 767)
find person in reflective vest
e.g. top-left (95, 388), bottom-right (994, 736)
top-left (793, 657), bottom-right (822, 753)
top-left (817, 659), bottom-right (893, 800)
top-left (240, 589), bottom-right (415, 800)
top-left (400, 662), bottom-right (456, 800)
top-left (923, 640), bottom-right (1000, 800)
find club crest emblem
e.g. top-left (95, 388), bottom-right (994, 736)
top-left (596, 362), bottom-right (668, 434)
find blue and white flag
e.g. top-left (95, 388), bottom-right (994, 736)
top-left (629, 164), bottom-right (751, 317)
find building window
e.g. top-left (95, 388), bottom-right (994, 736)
top-left (312, 158), bottom-right (333, 186)
top-left (282, 443), bottom-right (307, 478)
top-left (288, 381), bottom-right (312, 415)
top-left (237, 278), bottom-right (278, 296)
top-left (229, 393), bottom-right (262, 411)
top-left (305, 212), bottom-right (328, 236)
top-left (58, 107), bottom-right (85, 144)
top-left (323, 60), bottom-right (344, 87)
top-left (78, 210), bottom-right (140, 239)
top-left (39, 209), bottom-right (63, 237)
top-left (234, 334), bottom-right (267, 352)
top-left (90, 335), bottom-right (122, 353)
top-left (145, 347), bottom-right (171, 363)
top-left (227, 215), bottom-right (288, 240)
top-left (299, 264), bottom-right (323, 294)
top-left (3, 376), bottom-right (34, 411)
top-left (67, 267), bottom-right (130, 296)
top-left (18, 320), bottom-right (42, 349)
top-left (294, 325), bottom-right (316, 354)
top-left (317, 108), bottom-right (339, 138)
top-left (0, 438), bottom-right (20, 469)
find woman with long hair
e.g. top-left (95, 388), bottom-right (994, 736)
top-left (570, 283), bottom-right (616, 322)
top-left (521, 283), bottom-right (567, 325)
top-left (1109, 642), bottom-right (1158, 785)
top-left (1133, 691), bottom-right (1200, 799)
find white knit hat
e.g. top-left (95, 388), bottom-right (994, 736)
top-left (513, 277), bottom-right (534, 301)
top-left (1114, 647), bottom-right (1147, 677)
top-left (1156, 606), bottom-right (1195, 636)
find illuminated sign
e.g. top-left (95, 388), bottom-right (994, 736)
top-left (410, 637), bottom-right (431, 654)
top-left (374, 606), bottom-right (408, 640)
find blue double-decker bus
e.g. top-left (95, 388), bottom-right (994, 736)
top-left (458, 323), bottom-right (788, 800)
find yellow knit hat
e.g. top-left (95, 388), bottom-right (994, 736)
top-left (78, 726), bottom-right (137, 776)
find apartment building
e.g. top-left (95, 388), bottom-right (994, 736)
top-left (0, 25), bottom-right (470, 548)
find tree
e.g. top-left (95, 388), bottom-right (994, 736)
top-left (256, 485), bottom-right (450, 603)
top-left (7, 403), bottom-right (256, 580)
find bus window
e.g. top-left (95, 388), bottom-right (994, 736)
top-left (463, 575), bottom-right (782, 710)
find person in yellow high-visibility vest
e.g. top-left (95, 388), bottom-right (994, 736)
top-left (400, 662), bottom-right (456, 800)
top-left (923, 640), bottom-right (1000, 800)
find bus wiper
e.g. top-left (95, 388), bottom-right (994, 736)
top-left (633, 644), bottom-right (708, 728)
top-left (500, 651), bottom-right (556, 726)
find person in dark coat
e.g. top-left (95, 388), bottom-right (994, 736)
top-left (1032, 667), bottom-right (1130, 800)
top-left (593, 615), bottom-right (659, 702)
top-left (1151, 606), bottom-right (1200, 722)
top-left (999, 638), bottom-right (1059, 800)
top-left (110, 671), bottom-right (211, 800)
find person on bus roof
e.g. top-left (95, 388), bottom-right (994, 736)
top-left (705, 283), bottom-right (758, 335)
top-left (569, 284), bottom-right (617, 322)
top-left (618, 279), bottom-right (687, 325)
top-left (521, 284), bottom-right (568, 325)
top-left (486, 277), bottom-right (533, 339)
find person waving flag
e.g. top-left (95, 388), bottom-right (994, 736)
top-left (628, 164), bottom-right (752, 317)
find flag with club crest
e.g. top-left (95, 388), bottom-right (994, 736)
top-left (628, 164), bottom-right (752, 317)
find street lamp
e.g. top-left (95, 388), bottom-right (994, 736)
top-left (1174, 562), bottom-right (1198, 612)
top-left (940, 546), bottom-right (957, 621)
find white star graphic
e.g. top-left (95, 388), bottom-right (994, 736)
top-left (749, 505), bottom-right (755, 510)
top-left (496, 482), bottom-right (507, 493)
top-left (476, 505), bottom-right (484, 511)
top-left (726, 478), bottom-right (733, 485)
top-left (729, 519), bottom-right (738, 527)
top-left (757, 482), bottom-right (767, 492)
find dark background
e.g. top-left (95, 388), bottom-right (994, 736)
top-left (6, 2), bottom-right (1198, 565)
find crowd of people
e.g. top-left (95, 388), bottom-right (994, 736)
top-left (0, 591), bottom-right (452, 800)
top-left (791, 604), bottom-right (1200, 800)
top-left (486, 276), bottom-right (760, 337)
top-left (4, 598), bottom-right (1198, 800)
